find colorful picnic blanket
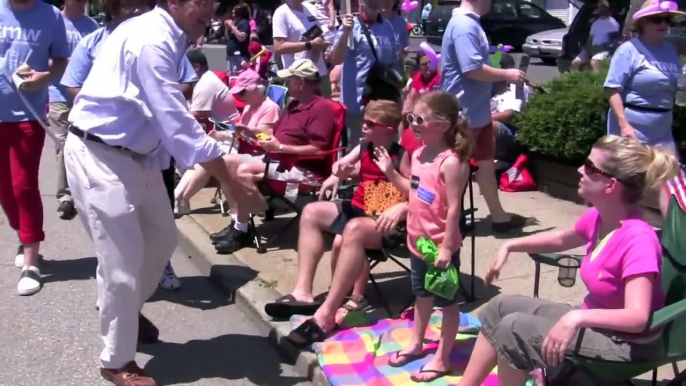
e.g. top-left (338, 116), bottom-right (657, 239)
top-left (291, 308), bottom-right (499, 385)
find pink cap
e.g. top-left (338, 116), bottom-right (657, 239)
top-left (230, 70), bottom-right (263, 94)
top-left (633, 0), bottom-right (685, 20)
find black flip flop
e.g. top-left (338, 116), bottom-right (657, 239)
top-left (409, 366), bottom-right (453, 383)
top-left (342, 296), bottom-right (371, 312)
top-left (264, 294), bottom-right (321, 319)
top-left (286, 318), bottom-right (328, 349)
top-left (387, 351), bottom-right (426, 368)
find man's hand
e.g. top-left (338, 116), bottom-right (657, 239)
top-left (224, 19), bottom-right (235, 29)
top-left (17, 70), bottom-right (52, 93)
top-left (259, 135), bottom-right (281, 152)
top-left (620, 122), bottom-right (637, 138)
top-left (341, 14), bottom-right (354, 33)
top-left (311, 36), bottom-right (330, 51)
top-left (503, 69), bottom-right (525, 84)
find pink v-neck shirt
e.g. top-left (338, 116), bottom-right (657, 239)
top-left (575, 208), bottom-right (665, 311)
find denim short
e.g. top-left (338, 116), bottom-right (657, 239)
top-left (410, 251), bottom-right (461, 308)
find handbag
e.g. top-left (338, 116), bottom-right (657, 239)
top-left (416, 237), bottom-right (459, 300)
top-left (357, 16), bottom-right (403, 103)
top-left (360, 142), bottom-right (407, 216)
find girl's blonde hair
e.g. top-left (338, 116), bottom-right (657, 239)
top-left (593, 135), bottom-right (679, 204)
top-left (417, 91), bottom-right (472, 160)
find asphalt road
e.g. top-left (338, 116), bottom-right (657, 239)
top-left (0, 139), bottom-right (310, 386)
top-left (200, 37), bottom-right (560, 85)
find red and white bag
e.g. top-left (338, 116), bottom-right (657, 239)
top-left (500, 154), bottom-right (537, 192)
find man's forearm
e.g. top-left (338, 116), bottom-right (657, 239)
top-left (330, 37), bottom-right (350, 65)
top-left (274, 41), bottom-right (309, 55)
top-left (281, 144), bottom-right (322, 155)
top-left (48, 58), bottom-right (68, 81)
top-left (465, 65), bottom-right (508, 82)
top-left (492, 110), bottom-right (514, 124)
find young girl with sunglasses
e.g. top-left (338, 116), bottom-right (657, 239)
top-left (388, 91), bottom-right (472, 382)
top-left (458, 135), bottom-right (678, 386)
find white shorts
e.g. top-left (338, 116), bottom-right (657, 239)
top-left (577, 50), bottom-right (610, 63)
top-left (238, 153), bottom-right (306, 182)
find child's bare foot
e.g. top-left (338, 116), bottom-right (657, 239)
top-left (410, 357), bottom-right (452, 382)
top-left (387, 346), bottom-right (425, 367)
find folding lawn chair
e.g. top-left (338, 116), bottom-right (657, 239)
top-left (266, 84), bottom-right (289, 110)
top-left (528, 196), bottom-right (686, 385)
top-left (233, 101), bottom-right (348, 253)
top-left (365, 164), bottom-right (479, 317)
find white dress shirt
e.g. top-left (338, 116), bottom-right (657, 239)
top-left (68, 7), bottom-right (222, 169)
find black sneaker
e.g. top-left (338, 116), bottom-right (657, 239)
top-left (215, 229), bottom-right (253, 254)
top-left (57, 201), bottom-right (77, 220)
top-left (210, 221), bottom-right (235, 244)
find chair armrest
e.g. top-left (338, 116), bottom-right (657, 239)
top-left (647, 298), bottom-right (686, 332)
top-left (528, 253), bottom-right (584, 268)
top-left (264, 147), bottom-right (345, 161)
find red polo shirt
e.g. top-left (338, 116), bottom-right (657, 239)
top-left (274, 95), bottom-right (337, 175)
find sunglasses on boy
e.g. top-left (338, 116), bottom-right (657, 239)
top-left (363, 119), bottom-right (392, 129)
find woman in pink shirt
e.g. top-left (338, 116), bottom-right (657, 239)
top-left (459, 136), bottom-right (679, 386)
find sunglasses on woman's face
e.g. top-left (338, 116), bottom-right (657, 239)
top-left (646, 15), bottom-right (673, 24)
top-left (583, 159), bottom-right (614, 179)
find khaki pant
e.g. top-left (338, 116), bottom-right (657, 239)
top-left (64, 134), bottom-right (176, 369)
top-left (48, 102), bottom-right (71, 203)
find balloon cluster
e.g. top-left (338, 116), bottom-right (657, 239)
top-left (401, 0), bottom-right (419, 12)
top-left (419, 42), bottom-right (441, 71)
top-left (249, 19), bottom-right (256, 32)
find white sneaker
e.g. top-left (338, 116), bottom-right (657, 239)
top-left (17, 266), bottom-right (42, 296)
top-left (14, 246), bottom-right (43, 268)
top-left (159, 262), bottom-right (182, 290)
top-left (174, 199), bottom-right (191, 216)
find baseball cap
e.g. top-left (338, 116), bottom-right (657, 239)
top-left (229, 70), bottom-right (263, 94)
top-left (276, 59), bottom-right (320, 80)
top-left (186, 50), bottom-right (208, 67)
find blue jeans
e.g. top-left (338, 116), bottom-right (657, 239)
top-left (409, 251), bottom-right (461, 307)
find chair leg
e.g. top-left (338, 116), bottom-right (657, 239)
top-left (368, 273), bottom-right (393, 317)
top-left (667, 366), bottom-right (686, 386)
top-left (533, 261), bottom-right (541, 298)
top-left (250, 216), bottom-right (266, 254)
top-left (468, 176), bottom-right (476, 299)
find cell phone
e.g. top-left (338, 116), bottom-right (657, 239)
top-left (213, 121), bottom-right (234, 132)
top-left (516, 55), bottom-right (531, 100)
top-left (302, 24), bottom-right (323, 41)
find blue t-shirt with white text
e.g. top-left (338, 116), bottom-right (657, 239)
top-left (48, 14), bottom-right (98, 103)
top-left (0, 0), bottom-right (70, 122)
top-left (439, 9), bottom-right (492, 129)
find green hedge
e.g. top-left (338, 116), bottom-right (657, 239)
top-left (514, 66), bottom-right (686, 163)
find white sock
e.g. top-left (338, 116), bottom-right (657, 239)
top-left (233, 221), bottom-right (248, 233)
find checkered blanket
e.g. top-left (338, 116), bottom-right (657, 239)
top-left (291, 308), bottom-right (500, 385)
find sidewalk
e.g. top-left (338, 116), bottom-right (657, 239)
top-left (176, 186), bottom-right (680, 385)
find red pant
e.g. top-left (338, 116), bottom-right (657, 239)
top-left (0, 121), bottom-right (46, 244)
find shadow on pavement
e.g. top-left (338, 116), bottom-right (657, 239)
top-left (41, 256), bottom-right (97, 284)
top-left (148, 275), bottom-right (231, 311)
top-left (140, 334), bottom-right (308, 386)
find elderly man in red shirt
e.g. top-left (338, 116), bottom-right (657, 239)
top-left (211, 59), bottom-right (337, 253)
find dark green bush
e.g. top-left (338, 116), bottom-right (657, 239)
top-left (514, 66), bottom-right (686, 162)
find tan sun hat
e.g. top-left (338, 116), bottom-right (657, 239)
top-left (276, 59), bottom-right (320, 80)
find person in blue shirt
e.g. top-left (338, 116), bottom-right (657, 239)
top-left (48, 0), bottom-right (99, 221)
top-left (440, 0), bottom-right (530, 234)
top-left (0, 0), bottom-right (70, 296)
top-left (331, 0), bottom-right (398, 150)
top-left (381, 0), bottom-right (410, 75)
top-left (604, 0), bottom-right (683, 154)
top-left (61, 0), bottom-right (197, 293)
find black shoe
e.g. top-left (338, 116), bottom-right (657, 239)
top-left (138, 313), bottom-right (159, 344)
top-left (57, 201), bottom-right (77, 220)
top-left (210, 221), bottom-right (235, 244)
top-left (215, 228), bottom-right (253, 254)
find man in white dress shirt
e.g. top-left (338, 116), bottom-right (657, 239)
top-left (64, 0), bottom-right (239, 384)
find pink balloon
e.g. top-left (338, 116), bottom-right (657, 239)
top-left (249, 19), bottom-right (256, 31)
top-left (402, 0), bottom-right (419, 12)
top-left (419, 42), bottom-right (440, 70)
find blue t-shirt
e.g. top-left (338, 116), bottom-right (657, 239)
top-left (61, 26), bottom-right (198, 90)
top-left (604, 38), bottom-right (680, 151)
top-left (0, 0), bottom-right (70, 122)
top-left (439, 9), bottom-right (492, 129)
top-left (48, 14), bottom-right (98, 103)
top-left (386, 14), bottom-right (409, 74)
top-left (334, 16), bottom-right (398, 115)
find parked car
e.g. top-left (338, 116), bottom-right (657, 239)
top-left (557, 0), bottom-right (686, 73)
top-left (522, 27), bottom-right (567, 65)
top-left (425, 0), bottom-right (567, 49)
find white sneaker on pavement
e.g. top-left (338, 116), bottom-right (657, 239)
top-left (17, 266), bottom-right (42, 296)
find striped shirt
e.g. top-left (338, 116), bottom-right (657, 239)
top-left (666, 163), bottom-right (686, 212)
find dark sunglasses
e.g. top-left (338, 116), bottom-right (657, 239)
top-left (583, 159), bottom-right (614, 178)
top-left (645, 15), bottom-right (673, 24)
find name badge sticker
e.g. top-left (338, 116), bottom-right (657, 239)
top-left (416, 185), bottom-right (436, 205)
top-left (410, 175), bottom-right (420, 190)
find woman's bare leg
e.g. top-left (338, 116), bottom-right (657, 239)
top-left (290, 202), bottom-right (340, 302)
top-left (330, 235), bottom-right (343, 276)
top-left (497, 356), bottom-right (529, 386)
top-left (458, 332), bottom-right (499, 386)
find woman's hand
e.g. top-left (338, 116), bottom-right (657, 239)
top-left (318, 175), bottom-right (340, 201)
top-left (434, 248), bottom-right (452, 269)
top-left (376, 203), bottom-right (405, 235)
top-left (485, 244), bottom-right (511, 284)
top-left (620, 121), bottom-right (636, 138)
top-left (542, 310), bottom-right (581, 367)
top-left (373, 146), bottom-right (395, 176)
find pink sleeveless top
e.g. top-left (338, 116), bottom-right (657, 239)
top-left (407, 146), bottom-right (460, 257)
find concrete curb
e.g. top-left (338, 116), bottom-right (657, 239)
top-left (175, 216), bottom-right (330, 386)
